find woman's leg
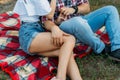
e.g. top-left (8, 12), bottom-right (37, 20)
top-left (67, 53), bottom-right (82, 80)
top-left (41, 50), bottom-right (82, 80)
top-left (53, 35), bottom-right (75, 80)
top-left (29, 32), bottom-right (59, 53)
top-left (29, 32), bottom-right (76, 80)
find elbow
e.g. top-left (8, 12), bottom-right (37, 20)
top-left (87, 7), bottom-right (90, 13)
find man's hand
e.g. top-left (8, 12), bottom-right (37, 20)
top-left (55, 12), bottom-right (67, 25)
top-left (60, 7), bottom-right (75, 16)
top-left (55, 7), bottom-right (75, 25)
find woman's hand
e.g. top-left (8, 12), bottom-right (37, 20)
top-left (51, 26), bottom-right (69, 46)
top-left (60, 7), bottom-right (75, 16)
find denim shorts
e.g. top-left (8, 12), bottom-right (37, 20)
top-left (19, 22), bottom-right (45, 55)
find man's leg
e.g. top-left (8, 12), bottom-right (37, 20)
top-left (84, 6), bottom-right (120, 60)
top-left (59, 17), bottom-right (105, 54)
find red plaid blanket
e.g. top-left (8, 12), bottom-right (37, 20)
top-left (0, 12), bottom-right (110, 80)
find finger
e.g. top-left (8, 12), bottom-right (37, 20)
top-left (63, 15), bottom-right (67, 20)
top-left (60, 13), bottom-right (66, 20)
top-left (59, 36), bottom-right (63, 45)
top-left (52, 37), bottom-right (55, 45)
top-left (54, 38), bottom-right (58, 46)
top-left (52, 37), bottom-right (57, 46)
top-left (56, 38), bottom-right (60, 46)
top-left (59, 17), bottom-right (65, 21)
top-left (63, 10), bottom-right (69, 16)
top-left (61, 8), bottom-right (66, 13)
top-left (51, 35), bottom-right (54, 44)
top-left (63, 32), bottom-right (70, 36)
top-left (59, 15), bottom-right (67, 21)
top-left (66, 12), bottom-right (70, 16)
top-left (61, 9), bottom-right (65, 14)
top-left (59, 12), bottom-right (63, 17)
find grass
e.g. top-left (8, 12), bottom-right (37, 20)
top-left (89, 0), bottom-right (120, 13)
top-left (76, 53), bottom-right (120, 80)
top-left (0, 69), bottom-right (10, 80)
top-left (0, 0), bottom-right (120, 80)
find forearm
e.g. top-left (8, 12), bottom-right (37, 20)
top-left (46, 0), bottom-right (56, 19)
top-left (77, 3), bottom-right (90, 14)
top-left (43, 20), bottom-right (58, 31)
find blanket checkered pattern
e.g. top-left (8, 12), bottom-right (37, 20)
top-left (0, 12), bottom-right (110, 80)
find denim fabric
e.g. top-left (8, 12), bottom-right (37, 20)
top-left (83, 5), bottom-right (120, 52)
top-left (60, 17), bottom-right (105, 54)
top-left (19, 22), bottom-right (45, 54)
top-left (60, 6), bottom-right (120, 54)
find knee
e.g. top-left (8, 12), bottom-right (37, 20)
top-left (106, 5), bottom-right (117, 10)
top-left (72, 17), bottom-right (87, 24)
top-left (68, 35), bottom-right (76, 43)
top-left (104, 5), bottom-right (118, 14)
top-left (64, 35), bottom-right (76, 45)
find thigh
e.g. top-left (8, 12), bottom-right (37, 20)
top-left (59, 17), bottom-right (87, 35)
top-left (19, 22), bottom-right (46, 54)
top-left (83, 6), bottom-right (110, 32)
top-left (29, 32), bottom-right (59, 54)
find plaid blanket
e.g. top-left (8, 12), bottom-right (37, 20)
top-left (0, 12), bottom-right (110, 80)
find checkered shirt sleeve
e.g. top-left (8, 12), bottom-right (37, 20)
top-left (41, 0), bottom-right (89, 23)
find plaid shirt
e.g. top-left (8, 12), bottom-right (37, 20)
top-left (41, 0), bottom-right (88, 22)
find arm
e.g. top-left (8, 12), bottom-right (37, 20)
top-left (44, 20), bottom-right (58, 31)
top-left (60, 2), bottom-right (90, 16)
top-left (77, 2), bottom-right (90, 14)
top-left (44, 20), bottom-right (69, 46)
top-left (45, 0), bottom-right (56, 19)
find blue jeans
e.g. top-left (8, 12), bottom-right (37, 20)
top-left (59, 6), bottom-right (120, 54)
top-left (19, 22), bottom-right (45, 54)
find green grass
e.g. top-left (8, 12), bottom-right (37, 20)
top-left (76, 53), bottom-right (120, 80)
top-left (0, 0), bottom-right (120, 80)
top-left (0, 69), bottom-right (10, 80)
top-left (89, 0), bottom-right (120, 13)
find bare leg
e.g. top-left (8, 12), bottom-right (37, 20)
top-left (29, 32), bottom-right (59, 53)
top-left (67, 53), bottom-right (83, 80)
top-left (29, 32), bottom-right (75, 80)
top-left (55, 36), bottom-right (75, 80)
top-left (42, 50), bottom-right (83, 80)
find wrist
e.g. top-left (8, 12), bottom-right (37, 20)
top-left (51, 25), bottom-right (59, 31)
top-left (54, 20), bottom-right (59, 25)
top-left (72, 6), bottom-right (78, 14)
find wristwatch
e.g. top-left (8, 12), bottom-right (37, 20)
top-left (72, 6), bottom-right (78, 14)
